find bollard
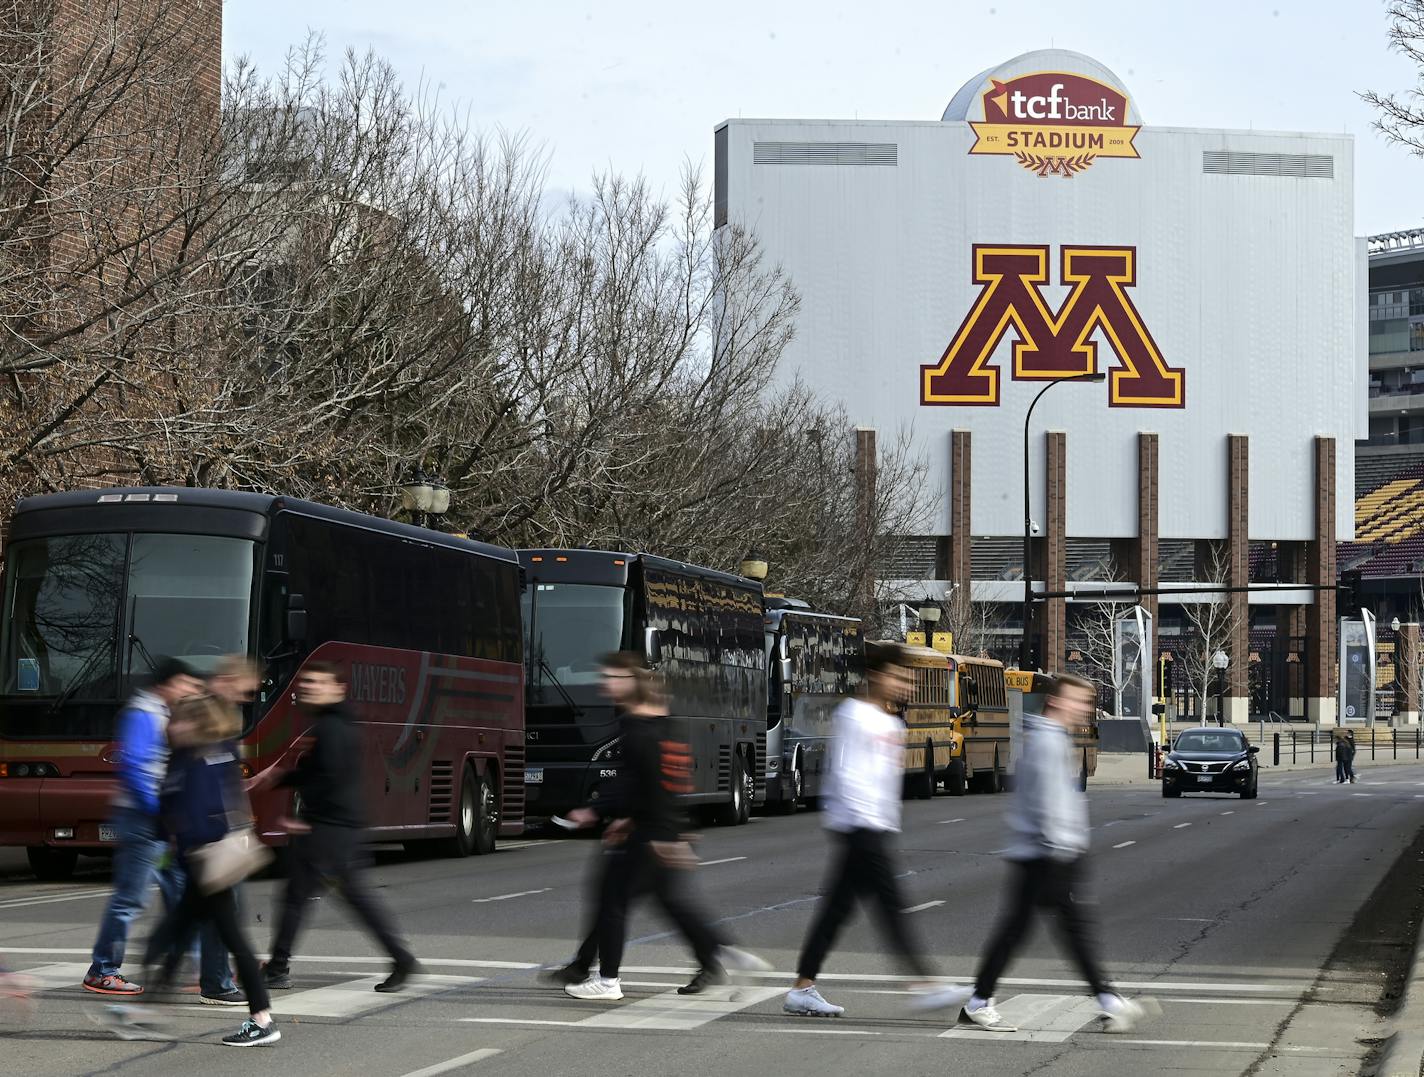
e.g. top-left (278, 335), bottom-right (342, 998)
top-left (1372, 731), bottom-right (1376, 761)
top-left (1273, 731), bottom-right (1280, 767)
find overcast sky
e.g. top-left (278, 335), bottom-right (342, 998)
top-left (224, 0), bottom-right (1422, 236)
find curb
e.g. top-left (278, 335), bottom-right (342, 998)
top-left (1370, 892), bottom-right (1424, 1077)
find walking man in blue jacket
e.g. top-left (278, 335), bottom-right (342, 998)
top-left (82, 659), bottom-right (202, 996)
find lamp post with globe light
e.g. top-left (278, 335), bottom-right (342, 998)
top-left (401, 469), bottom-right (451, 530)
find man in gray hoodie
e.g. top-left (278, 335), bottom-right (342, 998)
top-left (957, 672), bottom-right (1150, 1034)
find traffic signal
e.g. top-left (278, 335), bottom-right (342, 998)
top-left (1338, 569), bottom-right (1363, 616)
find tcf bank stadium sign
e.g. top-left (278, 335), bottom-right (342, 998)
top-left (968, 72), bottom-right (1140, 178)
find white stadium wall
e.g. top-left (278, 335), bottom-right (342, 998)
top-left (717, 49), bottom-right (1361, 542)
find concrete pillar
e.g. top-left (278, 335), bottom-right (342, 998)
top-left (1306, 436), bottom-right (1337, 725)
top-left (1040, 431), bottom-right (1067, 674)
top-left (1399, 623), bottom-right (1421, 726)
top-left (1226, 434), bottom-right (1250, 724)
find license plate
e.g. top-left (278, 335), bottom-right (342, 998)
top-left (98, 824), bottom-right (118, 841)
top-left (1196, 774), bottom-right (1214, 783)
top-left (524, 768), bottom-right (544, 784)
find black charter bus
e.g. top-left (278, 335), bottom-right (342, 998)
top-left (518, 549), bottom-right (766, 825)
top-left (762, 599), bottom-right (863, 813)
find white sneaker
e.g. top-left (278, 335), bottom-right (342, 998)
top-left (963, 997), bottom-right (1017, 1031)
top-left (1099, 993), bottom-right (1158, 1034)
top-left (906, 983), bottom-right (973, 1013)
top-left (719, 947), bottom-right (773, 973)
top-left (784, 985), bottom-right (844, 1017)
top-left (564, 976), bottom-right (623, 1001)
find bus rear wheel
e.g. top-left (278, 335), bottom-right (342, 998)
top-left (718, 752), bottom-right (751, 826)
top-left (914, 742), bottom-right (935, 800)
top-left (946, 758), bottom-right (967, 797)
top-left (443, 765), bottom-right (496, 857)
top-left (27, 845), bottom-right (77, 881)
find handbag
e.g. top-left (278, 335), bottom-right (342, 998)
top-left (188, 826), bottom-right (271, 895)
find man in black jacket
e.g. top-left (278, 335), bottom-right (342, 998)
top-left (251, 661), bottom-right (417, 993)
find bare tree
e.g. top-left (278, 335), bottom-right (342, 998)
top-left (1179, 545), bottom-right (1243, 722)
top-left (1074, 569), bottom-right (1141, 715)
top-left (935, 583), bottom-right (1007, 658)
top-left (1363, 1), bottom-right (1424, 154)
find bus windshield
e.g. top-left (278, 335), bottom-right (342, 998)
top-left (1, 533), bottom-right (257, 709)
top-left (522, 583), bottom-right (629, 688)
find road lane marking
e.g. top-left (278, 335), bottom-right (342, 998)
top-left (1116, 1039), bottom-right (1327, 1052)
top-left (903, 901), bottom-right (945, 914)
top-left (1112, 841), bottom-right (1136, 849)
top-left (462, 1018), bottom-right (581, 1028)
top-left (399, 1048), bottom-right (503, 1076)
top-left (1220, 811), bottom-right (1234, 815)
top-left (1163, 997), bottom-right (1293, 1005)
top-left (1351, 793), bottom-right (1375, 797)
top-left (471, 888), bottom-right (551, 903)
top-left (1173, 823), bottom-right (1192, 829)
top-left (937, 818), bottom-right (965, 824)
top-left (575, 985), bottom-right (784, 1030)
top-left (701, 857), bottom-right (748, 867)
top-left (940, 993), bottom-right (1099, 1043)
top-left (0, 887), bottom-right (114, 910)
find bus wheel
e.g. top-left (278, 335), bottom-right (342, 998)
top-left (946, 759), bottom-right (967, 797)
top-left (990, 748), bottom-right (1003, 794)
top-left (473, 770), bottom-right (499, 854)
top-left (773, 759), bottom-right (802, 816)
top-left (916, 742), bottom-right (935, 800)
top-left (27, 846), bottom-right (77, 881)
top-left (1078, 752), bottom-right (1089, 793)
top-left (719, 753), bottom-right (750, 826)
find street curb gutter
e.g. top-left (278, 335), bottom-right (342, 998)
top-left (1373, 926), bottom-right (1424, 1077)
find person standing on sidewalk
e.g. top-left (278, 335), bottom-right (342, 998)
top-left (249, 661), bottom-right (418, 993)
top-left (139, 693), bottom-right (280, 1046)
top-left (561, 652), bottom-right (767, 1002)
top-left (783, 641), bottom-right (962, 1018)
top-left (947, 673), bottom-right (1151, 1034)
top-left (1341, 728), bottom-right (1358, 784)
top-left (82, 659), bottom-right (202, 996)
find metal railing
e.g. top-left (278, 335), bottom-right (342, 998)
top-left (1271, 728), bottom-right (1424, 766)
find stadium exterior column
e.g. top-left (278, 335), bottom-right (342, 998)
top-left (1040, 431), bottom-right (1067, 674)
top-left (1226, 434), bottom-right (1250, 724)
top-left (1306, 436), bottom-right (1337, 726)
top-left (1399, 623), bottom-right (1421, 726)
top-left (948, 430), bottom-right (973, 600)
top-left (855, 427), bottom-right (877, 616)
top-left (1273, 542), bottom-right (1307, 717)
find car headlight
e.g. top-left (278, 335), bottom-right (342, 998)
top-left (1231, 758), bottom-right (1252, 771)
top-left (592, 736), bottom-right (623, 762)
top-left (1163, 758), bottom-right (1182, 770)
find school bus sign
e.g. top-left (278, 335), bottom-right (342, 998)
top-left (969, 71), bottom-right (1140, 178)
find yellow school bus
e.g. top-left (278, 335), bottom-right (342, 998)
top-left (1006, 669), bottom-right (1101, 790)
top-left (947, 656), bottom-right (1012, 796)
top-left (898, 644), bottom-right (960, 799)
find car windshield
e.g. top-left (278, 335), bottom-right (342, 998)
top-left (1174, 731), bottom-right (1247, 753)
top-left (521, 583), bottom-right (630, 688)
top-left (1, 532), bottom-right (257, 715)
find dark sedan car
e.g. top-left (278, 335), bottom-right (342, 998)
top-left (1162, 727), bottom-right (1259, 799)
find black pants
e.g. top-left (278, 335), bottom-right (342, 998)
top-left (974, 857), bottom-right (1109, 999)
top-left (796, 828), bottom-right (931, 982)
top-left (572, 845), bottom-right (641, 974)
top-left (144, 877), bottom-right (270, 1015)
top-left (598, 836), bottom-right (722, 979)
top-left (269, 824), bottom-right (413, 970)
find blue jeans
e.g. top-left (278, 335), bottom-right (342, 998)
top-left (86, 808), bottom-right (236, 994)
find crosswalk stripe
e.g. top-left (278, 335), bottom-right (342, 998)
top-left (276, 974), bottom-right (483, 1018)
top-left (939, 993), bottom-right (1100, 1043)
top-left (575, 986), bottom-right (784, 1030)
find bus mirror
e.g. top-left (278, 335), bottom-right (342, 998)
top-left (643, 627), bottom-right (663, 666)
top-left (778, 635), bottom-right (790, 661)
top-left (286, 594), bottom-right (307, 642)
top-left (779, 657), bottom-right (793, 683)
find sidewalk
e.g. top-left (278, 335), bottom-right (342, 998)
top-left (1093, 750), bottom-right (1423, 786)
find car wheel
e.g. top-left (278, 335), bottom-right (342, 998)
top-left (26, 845), bottom-right (77, 881)
top-left (946, 758), bottom-right (967, 797)
top-left (1162, 785), bottom-right (1181, 799)
top-left (1241, 781), bottom-right (1258, 800)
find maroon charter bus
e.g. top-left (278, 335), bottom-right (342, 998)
top-left (0, 488), bottom-right (525, 879)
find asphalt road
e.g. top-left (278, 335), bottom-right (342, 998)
top-left (2, 763), bottom-right (1422, 1077)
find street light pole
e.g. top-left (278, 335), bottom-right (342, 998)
top-left (1020, 371), bottom-right (1107, 670)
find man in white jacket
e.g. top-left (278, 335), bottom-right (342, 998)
top-left (955, 672), bottom-right (1150, 1034)
top-left (784, 642), bottom-right (961, 1018)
